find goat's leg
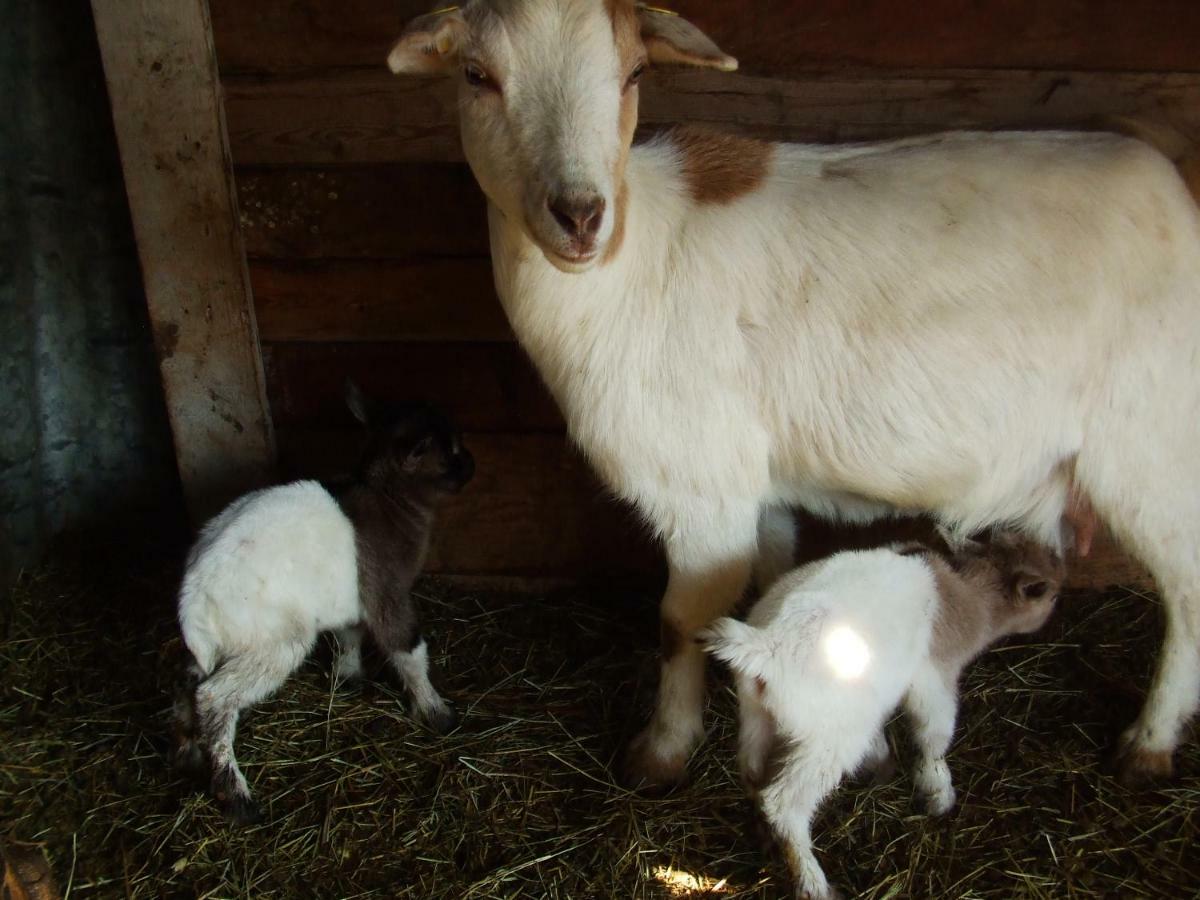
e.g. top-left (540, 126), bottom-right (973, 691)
top-left (736, 673), bottom-right (778, 793)
top-left (755, 505), bottom-right (796, 593)
top-left (195, 642), bottom-right (307, 824)
top-left (758, 745), bottom-right (850, 900)
top-left (1116, 579), bottom-right (1200, 784)
top-left (904, 664), bottom-right (959, 816)
top-left (855, 727), bottom-right (896, 785)
top-left (625, 510), bottom-right (758, 790)
top-left (1077, 436), bottom-right (1200, 784)
top-left (170, 650), bottom-right (207, 776)
top-left (366, 602), bottom-right (456, 733)
top-left (332, 623), bottom-right (365, 690)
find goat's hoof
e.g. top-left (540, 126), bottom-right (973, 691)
top-left (921, 787), bottom-right (957, 817)
top-left (1116, 745), bottom-right (1174, 788)
top-left (621, 730), bottom-right (689, 794)
top-left (796, 884), bottom-right (844, 900)
top-left (422, 702), bottom-right (458, 735)
top-left (219, 792), bottom-right (265, 826)
top-left (170, 740), bottom-right (207, 779)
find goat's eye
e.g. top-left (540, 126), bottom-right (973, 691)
top-left (626, 62), bottom-right (646, 88)
top-left (1022, 580), bottom-right (1049, 600)
top-left (465, 63), bottom-right (489, 88)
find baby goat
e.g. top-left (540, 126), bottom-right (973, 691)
top-left (703, 532), bottom-right (1064, 900)
top-left (172, 382), bottom-right (473, 824)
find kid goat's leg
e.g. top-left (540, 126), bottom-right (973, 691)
top-left (332, 623), bottom-right (365, 688)
top-left (626, 503), bottom-right (759, 789)
top-left (195, 642), bottom-right (307, 824)
top-left (904, 663), bottom-right (960, 816)
top-left (366, 601), bottom-right (456, 733)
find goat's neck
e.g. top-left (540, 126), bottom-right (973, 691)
top-left (486, 146), bottom-right (682, 410)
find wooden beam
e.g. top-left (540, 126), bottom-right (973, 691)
top-left (92, 0), bottom-right (275, 521)
top-left (208, 0), bottom-right (1200, 77)
top-left (261, 341), bottom-right (562, 432)
top-left (251, 259), bottom-right (511, 343)
top-left (237, 164), bottom-right (488, 258)
top-left (223, 67), bottom-right (1200, 166)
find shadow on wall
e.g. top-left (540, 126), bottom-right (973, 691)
top-left (0, 0), bottom-right (184, 594)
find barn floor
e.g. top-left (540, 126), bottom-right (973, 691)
top-left (2, 556), bottom-right (1198, 899)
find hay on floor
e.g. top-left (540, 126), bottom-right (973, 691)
top-left (1, 557), bottom-right (1197, 898)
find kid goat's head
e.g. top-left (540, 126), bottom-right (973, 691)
top-left (346, 381), bottom-right (475, 494)
top-left (387, 0), bottom-right (736, 272)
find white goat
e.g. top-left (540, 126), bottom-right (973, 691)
top-left (703, 533), bottom-right (1064, 900)
top-left (388, 0), bottom-right (1200, 789)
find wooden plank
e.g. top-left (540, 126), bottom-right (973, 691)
top-left (92, 0), bottom-right (275, 522)
top-left (237, 164), bottom-right (488, 258)
top-left (251, 259), bottom-right (511, 342)
top-left (224, 67), bottom-right (1200, 166)
top-left (261, 342), bottom-right (562, 431)
top-left (209, 0), bottom-right (1200, 76)
top-left (276, 429), bottom-right (662, 577)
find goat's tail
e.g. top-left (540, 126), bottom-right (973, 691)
top-left (697, 617), bottom-right (768, 680)
top-left (1101, 115), bottom-right (1200, 205)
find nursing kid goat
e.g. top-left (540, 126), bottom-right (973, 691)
top-left (387, 0), bottom-right (1200, 789)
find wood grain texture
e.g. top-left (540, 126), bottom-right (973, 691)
top-left (237, 165), bottom-right (488, 258)
top-left (261, 341), bottom-right (561, 431)
top-left (225, 67), bottom-right (1200, 166)
top-left (251, 259), bottom-right (511, 342)
top-left (92, 0), bottom-right (275, 522)
top-left (209, 0), bottom-right (1200, 76)
top-left (276, 428), bottom-right (661, 577)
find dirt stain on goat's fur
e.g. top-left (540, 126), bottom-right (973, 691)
top-left (670, 126), bottom-right (774, 205)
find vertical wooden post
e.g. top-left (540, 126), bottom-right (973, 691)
top-left (91, 0), bottom-right (275, 523)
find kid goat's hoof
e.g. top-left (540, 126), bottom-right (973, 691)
top-left (218, 792), bottom-right (265, 826)
top-left (422, 702), bottom-right (458, 735)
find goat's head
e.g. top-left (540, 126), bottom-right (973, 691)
top-left (387, 0), bottom-right (735, 272)
top-left (976, 530), bottom-right (1067, 636)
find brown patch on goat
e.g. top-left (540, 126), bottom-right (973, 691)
top-left (600, 1), bottom-right (640, 266)
top-left (660, 618), bottom-right (683, 661)
top-left (671, 126), bottom-right (773, 204)
top-left (602, 179), bottom-right (629, 265)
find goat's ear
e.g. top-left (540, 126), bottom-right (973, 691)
top-left (387, 7), bottom-right (466, 75)
top-left (345, 379), bottom-right (373, 426)
top-left (637, 6), bottom-right (737, 72)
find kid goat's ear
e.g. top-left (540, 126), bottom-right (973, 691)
top-left (345, 379), bottom-right (373, 426)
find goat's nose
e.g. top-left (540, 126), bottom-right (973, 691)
top-left (547, 192), bottom-right (605, 241)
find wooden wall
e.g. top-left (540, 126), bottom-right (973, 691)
top-left (208, 0), bottom-right (1200, 585)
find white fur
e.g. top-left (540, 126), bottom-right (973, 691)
top-left (392, 0), bottom-right (1200, 782)
top-left (179, 481), bottom-right (359, 675)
